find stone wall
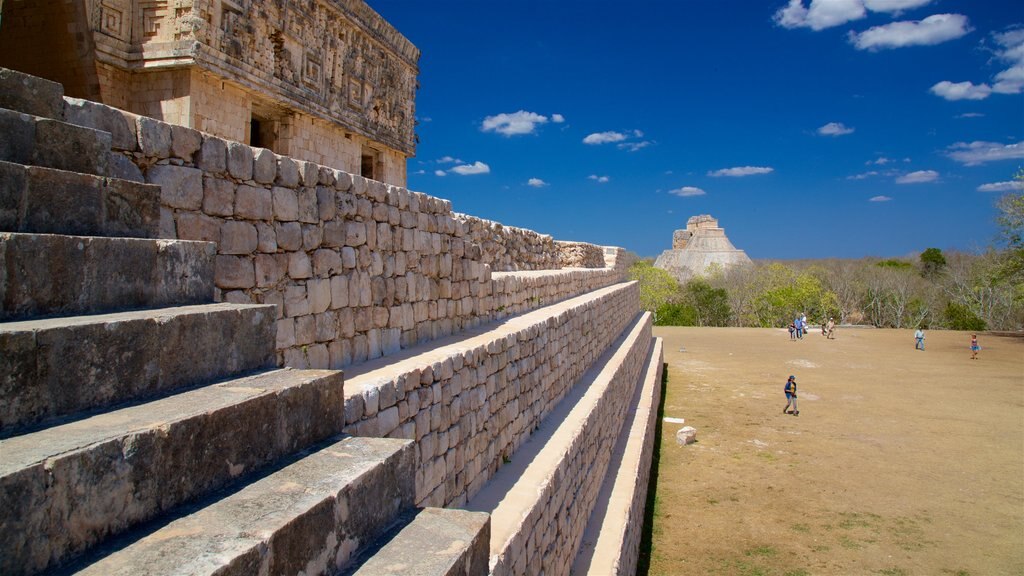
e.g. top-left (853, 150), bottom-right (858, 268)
top-left (556, 240), bottom-right (606, 269)
top-left (342, 282), bottom-right (641, 508)
top-left (488, 312), bottom-right (653, 575)
top-left (60, 96), bottom-right (619, 369)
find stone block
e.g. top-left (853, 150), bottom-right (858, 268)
top-left (252, 148), bottom-right (277, 183)
top-left (302, 223), bottom-right (323, 250)
top-left (308, 278), bottom-right (331, 314)
top-left (220, 221), bottom-right (258, 254)
top-left (235, 185), bottom-right (272, 220)
top-left (148, 165), bottom-right (203, 210)
top-left (0, 67), bottom-right (64, 119)
top-left (276, 155), bottom-right (300, 187)
top-left (255, 253), bottom-right (286, 287)
top-left (176, 212), bottom-right (221, 243)
top-left (316, 187), bottom-right (337, 221)
top-left (284, 284), bottom-right (310, 317)
top-left (227, 141), bottom-right (254, 181)
top-left (298, 187), bottom-right (319, 223)
top-left (170, 124), bottom-right (202, 161)
top-left (33, 118), bottom-right (111, 176)
top-left (330, 275), bottom-right (350, 308)
top-left (63, 97), bottom-right (138, 151)
top-left (288, 251), bottom-right (312, 279)
top-left (272, 186), bottom-right (299, 221)
top-left (137, 115), bottom-right (172, 157)
top-left (294, 314), bottom-right (316, 346)
top-left (256, 222), bottom-right (277, 252)
top-left (202, 177), bottom-right (235, 217)
top-left (196, 136), bottom-right (228, 174)
top-left (276, 317), bottom-right (295, 348)
top-left (215, 255), bottom-right (255, 289)
top-left (276, 221), bottom-right (302, 251)
top-left (108, 152), bottom-right (144, 182)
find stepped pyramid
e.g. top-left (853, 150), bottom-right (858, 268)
top-left (0, 68), bottom-right (663, 576)
top-left (654, 214), bottom-right (752, 282)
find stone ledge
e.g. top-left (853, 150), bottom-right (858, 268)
top-left (572, 337), bottom-right (664, 576)
top-left (465, 311), bottom-right (653, 575)
top-left (0, 303), bottom-right (276, 433)
top-left (70, 436), bottom-right (416, 576)
top-left (0, 368), bottom-right (345, 575)
top-left (0, 233), bottom-right (215, 321)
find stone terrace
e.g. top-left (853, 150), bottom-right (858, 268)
top-left (0, 67), bottom-right (663, 575)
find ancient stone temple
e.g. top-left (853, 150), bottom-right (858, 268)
top-left (655, 214), bottom-right (752, 282)
top-left (0, 0), bottom-right (417, 185)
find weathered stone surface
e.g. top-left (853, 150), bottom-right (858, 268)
top-left (252, 148), bottom-right (277, 183)
top-left (275, 155), bottom-right (300, 187)
top-left (348, 509), bottom-right (490, 576)
top-left (235, 185), bottom-right (272, 220)
top-left (60, 437), bottom-right (415, 576)
top-left (170, 124), bottom-right (202, 161)
top-left (216, 255), bottom-right (256, 288)
top-left (63, 97), bottom-right (138, 151)
top-left (227, 141), bottom-right (254, 181)
top-left (196, 135), bottom-right (228, 174)
top-left (655, 214), bottom-right (752, 283)
top-left (33, 117), bottom-right (111, 176)
top-left (0, 369), bottom-right (346, 575)
top-left (0, 303), bottom-right (275, 431)
top-left (137, 115), bottom-right (172, 158)
top-left (220, 221), bottom-right (258, 255)
top-left (272, 186), bottom-right (299, 221)
top-left (107, 152), bottom-right (144, 182)
top-left (148, 165), bottom-right (203, 210)
top-left (203, 176), bottom-right (235, 217)
top-left (0, 67), bottom-right (64, 119)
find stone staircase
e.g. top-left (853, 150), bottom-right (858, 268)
top-left (1, 68), bottom-right (662, 576)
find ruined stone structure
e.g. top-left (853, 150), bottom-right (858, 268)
top-left (655, 214), bottom-right (752, 282)
top-left (0, 67), bottom-right (663, 575)
top-left (0, 0), bottom-right (417, 185)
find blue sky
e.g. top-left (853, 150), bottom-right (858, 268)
top-left (370, 0), bottom-right (1024, 259)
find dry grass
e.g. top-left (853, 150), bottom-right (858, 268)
top-left (644, 327), bottom-right (1024, 576)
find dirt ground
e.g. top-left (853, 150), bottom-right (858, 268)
top-left (645, 326), bottom-right (1024, 576)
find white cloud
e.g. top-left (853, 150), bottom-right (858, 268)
top-left (413, 169), bottom-right (426, 175)
top-left (588, 175), bottom-right (610, 183)
top-left (947, 141), bottom-right (1024, 166)
top-left (848, 171), bottom-right (880, 180)
top-left (434, 170), bottom-right (447, 177)
top-left (551, 114), bottom-right (565, 123)
top-left (896, 169), bottom-right (939, 184)
top-left (977, 180), bottom-right (1024, 193)
top-left (955, 112), bottom-right (985, 119)
top-left (450, 161), bottom-right (491, 175)
top-left (863, 0), bottom-right (934, 13)
top-left (930, 80), bottom-right (992, 101)
top-left (869, 156), bottom-right (891, 165)
top-left (991, 29), bottom-right (1024, 95)
top-left (708, 166), bottom-right (775, 177)
top-left (869, 195), bottom-right (893, 202)
top-left (583, 131), bottom-right (628, 145)
top-left (849, 14), bottom-right (971, 51)
top-left (818, 121), bottom-right (855, 136)
top-left (618, 141), bottom-right (652, 152)
top-left (481, 111), bottom-right (549, 136)
top-left (774, 0), bottom-right (866, 31)
top-left (527, 178), bottom-right (548, 188)
top-left (669, 186), bottom-right (707, 197)
top-left (437, 156), bottom-right (461, 164)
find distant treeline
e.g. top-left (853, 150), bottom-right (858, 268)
top-left (630, 248), bottom-right (1023, 331)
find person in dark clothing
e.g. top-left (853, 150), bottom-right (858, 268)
top-left (783, 375), bottom-right (799, 416)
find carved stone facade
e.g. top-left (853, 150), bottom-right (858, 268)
top-left (0, 0), bottom-right (419, 186)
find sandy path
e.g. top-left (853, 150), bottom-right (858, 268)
top-left (646, 327), bottom-right (1024, 576)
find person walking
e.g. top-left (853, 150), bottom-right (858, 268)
top-left (783, 375), bottom-right (799, 416)
top-left (970, 334), bottom-right (980, 359)
top-left (826, 317), bottom-right (836, 339)
top-left (915, 328), bottom-right (925, 351)
top-left (788, 322), bottom-right (796, 340)
top-left (794, 316), bottom-right (803, 340)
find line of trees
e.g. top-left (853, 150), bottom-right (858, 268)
top-left (630, 184), bottom-right (1024, 331)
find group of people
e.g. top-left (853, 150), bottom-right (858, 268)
top-left (914, 329), bottom-right (981, 359)
top-left (782, 328), bottom-right (982, 419)
top-left (787, 314), bottom-right (835, 340)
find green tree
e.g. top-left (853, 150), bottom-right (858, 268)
top-left (654, 302), bottom-right (698, 326)
top-left (920, 247), bottom-right (947, 279)
top-left (685, 278), bottom-right (731, 326)
top-left (628, 261), bottom-right (682, 322)
top-left (943, 302), bottom-right (987, 331)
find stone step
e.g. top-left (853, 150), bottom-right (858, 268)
top-left (344, 508), bottom-right (490, 576)
top-left (340, 281), bottom-right (641, 508)
top-left (0, 68), bottom-right (65, 121)
top-left (0, 302), bottom-right (277, 434)
top-left (0, 368), bottom-right (346, 576)
top-left (69, 435), bottom-right (416, 576)
top-left (0, 107), bottom-right (111, 176)
top-left (572, 337), bottom-right (664, 576)
top-left (0, 233), bottom-right (215, 321)
top-left (464, 311), bottom-right (653, 576)
top-left (0, 161), bottom-right (160, 238)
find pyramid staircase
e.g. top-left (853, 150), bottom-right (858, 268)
top-left (0, 68), bottom-right (662, 575)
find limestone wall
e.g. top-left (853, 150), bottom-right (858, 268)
top-left (60, 96), bottom-right (618, 369)
top-left (342, 282), bottom-right (641, 509)
top-left (556, 241), bottom-right (606, 269)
